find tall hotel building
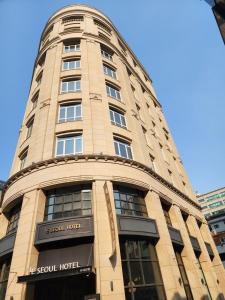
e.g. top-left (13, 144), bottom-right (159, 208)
top-left (0, 5), bottom-right (225, 300)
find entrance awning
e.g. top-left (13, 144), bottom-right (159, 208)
top-left (18, 266), bottom-right (94, 283)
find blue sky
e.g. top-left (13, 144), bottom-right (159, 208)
top-left (0, 0), bottom-right (224, 194)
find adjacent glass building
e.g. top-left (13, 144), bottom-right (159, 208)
top-left (0, 5), bottom-right (225, 300)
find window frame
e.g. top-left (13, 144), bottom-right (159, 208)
top-left (19, 149), bottom-right (28, 170)
top-left (62, 59), bottom-right (81, 71)
top-left (60, 78), bottom-right (81, 93)
top-left (63, 44), bottom-right (80, 53)
top-left (44, 186), bottom-right (92, 221)
top-left (101, 49), bottom-right (113, 61)
top-left (55, 134), bottom-right (83, 157)
top-left (26, 118), bottom-right (34, 139)
top-left (109, 108), bottom-right (126, 129)
top-left (114, 138), bottom-right (132, 160)
top-left (58, 103), bottom-right (82, 123)
top-left (114, 186), bottom-right (147, 217)
top-left (106, 84), bottom-right (121, 101)
top-left (103, 64), bottom-right (117, 79)
top-left (120, 239), bottom-right (166, 300)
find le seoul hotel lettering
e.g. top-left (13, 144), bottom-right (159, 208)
top-left (0, 4), bottom-right (225, 300)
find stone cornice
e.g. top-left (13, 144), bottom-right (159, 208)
top-left (1, 155), bottom-right (200, 210)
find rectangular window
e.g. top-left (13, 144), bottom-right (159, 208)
top-left (161, 201), bottom-right (172, 226)
top-left (110, 108), bottom-right (126, 128)
top-left (31, 92), bottom-right (38, 110)
top-left (20, 150), bottom-right (28, 170)
top-left (175, 251), bottom-right (194, 300)
top-left (101, 49), bottom-right (113, 61)
top-left (59, 103), bottom-right (82, 123)
top-left (114, 139), bottom-right (132, 159)
top-left (64, 44), bottom-right (80, 52)
top-left (120, 239), bottom-right (166, 300)
top-left (208, 201), bottom-right (223, 208)
top-left (26, 119), bottom-right (34, 139)
top-left (6, 205), bottom-right (21, 234)
top-left (44, 185), bottom-right (91, 221)
top-left (114, 186), bottom-right (147, 217)
top-left (142, 126), bottom-right (151, 146)
top-left (106, 84), bottom-right (121, 100)
top-left (62, 59), bottom-right (81, 70)
top-left (0, 259), bottom-right (11, 300)
top-left (149, 154), bottom-right (156, 171)
top-left (103, 64), bottom-right (117, 79)
top-left (61, 79), bottom-right (81, 93)
top-left (56, 135), bottom-right (82, 156)
top-left (36, 72), bottom-right (43, 85)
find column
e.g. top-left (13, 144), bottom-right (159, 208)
top-left (188, 215), bottom-right (223, 299)
top-left (146, 190), bottom-right (185, 299)
top-left (5, 189), bottom-right (45, 300)
top-left (93, 180), bottom-right (125, 300)
top-left (170, 204), bottom-right (207, 299)
top-left (200, 221), bottom-right (225, 297)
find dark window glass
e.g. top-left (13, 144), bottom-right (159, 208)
top-left (175, 251), bottom-right (193, 300)
top-left (113, 186), bottom-right (147, 217)
top-left (44, 185), bottom-right (92, 221)
top-left (161, 201), bottom-right (172, 226)
top-left (6, 205), bottom-right (21, 234)
top-left (0, 259), bottom-right (11, 300)
top-left (120, 239), bottom-right (166, 300)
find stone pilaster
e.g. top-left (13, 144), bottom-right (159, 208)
top-left (146, 190), bottom-right (185, 299)
top-left (93, 180), bottom-right (125, 300)
top-left (5, 189), bottom-right (45, 300)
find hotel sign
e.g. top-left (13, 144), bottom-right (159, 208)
top-left (35, 216), bottom-right (93, 245)
top-left (18, 243), bottom-right (93, 283)
top-left (30, 261), bottom-right (81, 275)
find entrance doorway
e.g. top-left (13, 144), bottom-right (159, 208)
top-left (33, 273), bottom-right (95, 300)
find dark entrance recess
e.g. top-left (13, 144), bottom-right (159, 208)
top-left (32, 273), bottom-right (95, 300)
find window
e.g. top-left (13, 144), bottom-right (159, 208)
top-left (181, 213), bottom-right (191, 235)
top-left (175, 251), bottom-right (194, 300)
top-left (110, 108), bottom-right (126, 128)
top-left (44, 185), bottom-right (91, 221)
top-left (94, 19), bottom-right (111, 34)
top-left (26, 118), bottom-right (34, 139)
top-left (101, 45), bottom-right (113, 61)
top-left (36, 71), bottom-right (43, 85)
top-left (19, 150), bottom-right (28, 170)
top-left (0, 259), bottom-right (11, 300)
top-left (61, 79), bottom-right (81, 93)
top-left (64, 43), bottom-right (80, 52)
top-left (101, 49), bottom-right (113, 61)
top-left (142, 126), bottom-right (151, 146)
top-left (59, 103), bottom-right (82, 123)
top-left (198, 199), bottom-right (205, 203)
top-left (103, 64), bottom-right (117, 79)
top-left (6, 205), bottom-right (21, 234)
top-left (62, 16), bottom-right (84, 23)
top-left (159, 143), bottom-right (167, 161)
top-left (31, 92), bottom-right (38, 109)
top-left (161, 201), bottom-right (172, 226)
top-left (120, 239), bottom-right (166, 300)
top-left (208, 201), bottom-right (223, 209)
top-left (106, 84), bottom-right (121, 100)
top-left (114, 186), bottom-right (147, 217)
top-left (56, 135), bottom-right (82, 156)
top-left (168, 169), bottom-right (174, 185)
top-left (62, 59), bottom-right (80, 70)
top-left (149, 154), bottom-right (156, 172)
top-left (114, 138), bottom-right (132, 159)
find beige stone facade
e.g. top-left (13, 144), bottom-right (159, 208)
top-left (0, 4), bottom-right (225, 300)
